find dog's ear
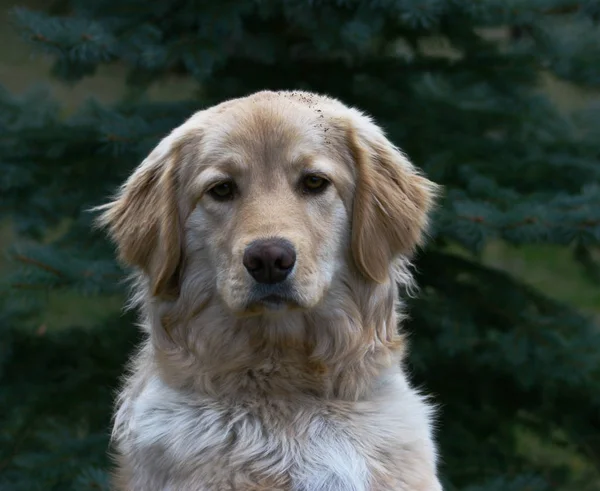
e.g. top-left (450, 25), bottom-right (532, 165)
top-left (346, 114), bottom-right (439, 283)
top-left (95, 137), bottom-right (184, 298)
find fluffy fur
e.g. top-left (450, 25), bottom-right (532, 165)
top-left (96, 90), bottom-right (443, 490)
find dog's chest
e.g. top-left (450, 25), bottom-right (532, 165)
top-left (124, 378), bottom-right (397, 490)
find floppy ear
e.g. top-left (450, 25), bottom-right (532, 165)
top-left (95, 137), bottom-right (183, 298)
top-left (346, 115), bottom-right (439, 283)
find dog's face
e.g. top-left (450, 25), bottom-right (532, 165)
top-left (97, 91), bottom-right (438, 317)
top-left (186, 109), bottom-right (353, 315)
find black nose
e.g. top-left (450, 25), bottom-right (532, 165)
top-left (243, 238), bottom-right (296, 284)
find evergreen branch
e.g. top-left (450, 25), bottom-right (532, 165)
top-left (10, 283), bottom-right (55, 290)
top-left (541, 4), bottom-right (582, 15)
top-left (456, 215), bottom-right (600, 230)
top-left (0, 413), bottom-right (37, 473)
top-left (13, 254), bottom-right (65, 277)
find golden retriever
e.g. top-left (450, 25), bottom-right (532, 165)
top-left (96, 90), bottom-right (442, 490)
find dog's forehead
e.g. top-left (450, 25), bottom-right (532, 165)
top-left (199, 96), bottom-right (337, 165)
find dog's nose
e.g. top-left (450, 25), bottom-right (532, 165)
top-left (243, 238), bottom-right (296, 284)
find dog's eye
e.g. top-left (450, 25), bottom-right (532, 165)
top-left (301, 174), bottom-right (329, 194)
top-left (208, 181), bottom-right (236, 201)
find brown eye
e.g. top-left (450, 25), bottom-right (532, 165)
top-left (302, 174), bottom-right (329, 194)
top-left (208, 181), bottom-right (236, 201)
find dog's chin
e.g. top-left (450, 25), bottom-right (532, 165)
top-left (238, 294), bottom-right (305, 318)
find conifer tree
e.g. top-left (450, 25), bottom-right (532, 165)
top-left (1, 1), bottom-right (599, 490)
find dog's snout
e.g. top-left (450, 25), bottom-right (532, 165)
top-left (243, 238), bottom-right (296, 284)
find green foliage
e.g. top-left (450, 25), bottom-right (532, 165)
top-left (0, 315), bottom-right (139, 491)
top-left (1, 0), bottom-right (599, 489)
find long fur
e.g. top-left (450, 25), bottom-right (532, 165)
top-left (96, 90), bottom-right (443, 490)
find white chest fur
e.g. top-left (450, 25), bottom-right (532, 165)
top-left (114, 375), bottom-right (439, 491)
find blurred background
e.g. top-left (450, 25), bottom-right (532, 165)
top-left (0, 1), bottom-right (599, 490)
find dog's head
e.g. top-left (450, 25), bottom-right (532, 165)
top-left (97, 91), bottom-right (438, 317)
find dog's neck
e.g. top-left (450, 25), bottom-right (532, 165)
top-left (140, 268), bottom-right (408, 402)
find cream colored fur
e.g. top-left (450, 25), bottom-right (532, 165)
top-left (96, 90), bottom-right (443, 490)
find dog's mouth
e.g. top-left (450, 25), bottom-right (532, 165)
top-left (252, 294), bottom-right (297, 310)
top-left (260, 294), bottom-right (287, 305)
top-left (242, 287), bottom-right (302, 315)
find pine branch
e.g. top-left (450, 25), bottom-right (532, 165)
top-left (13, 254), bottom-right (65, 278)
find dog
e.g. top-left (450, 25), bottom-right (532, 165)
top-left (96, 90), bottom-right (442, 490)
